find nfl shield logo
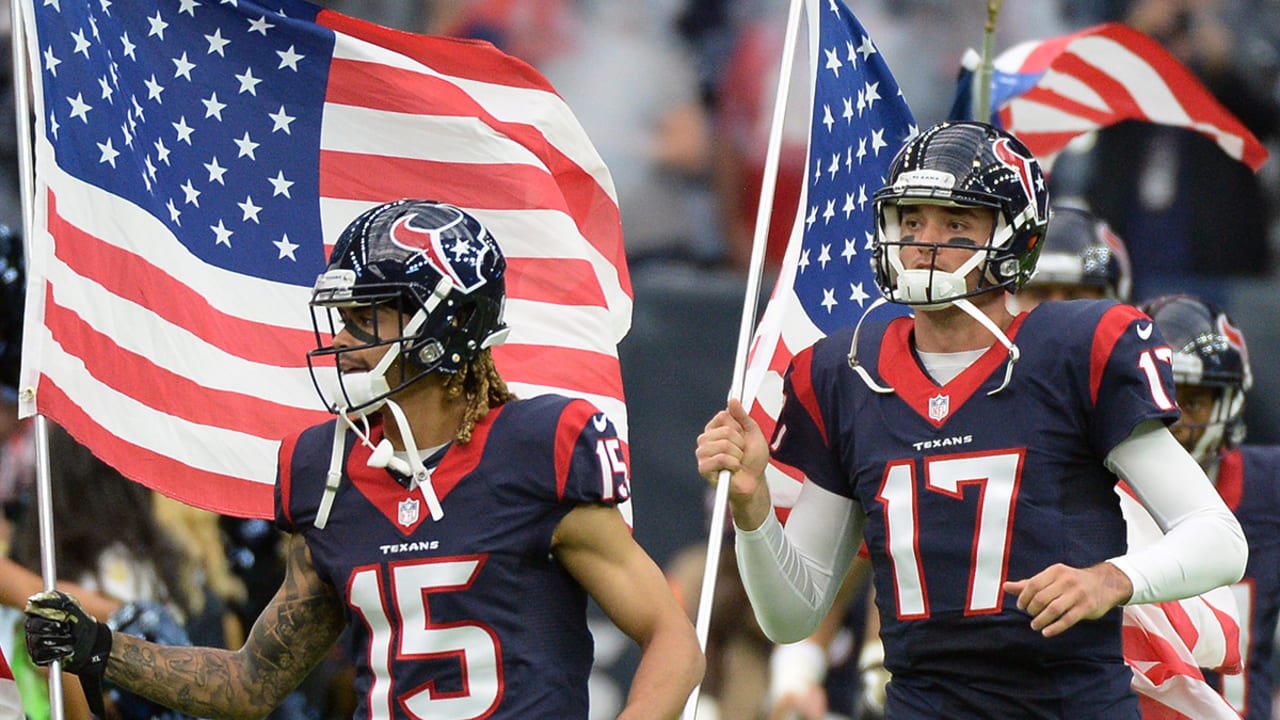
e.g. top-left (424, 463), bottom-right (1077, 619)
top-left (928, 394), bottom-right (950, 421)
top-left (398, 498), bottom-right (420, 527)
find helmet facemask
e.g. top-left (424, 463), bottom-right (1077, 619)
top-left (875, 201), bottom-right (1020, 310)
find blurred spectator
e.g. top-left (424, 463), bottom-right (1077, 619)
top-left (538, 2), bottom-right (716, 267)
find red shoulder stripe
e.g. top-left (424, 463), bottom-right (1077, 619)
top-left (555, 399), bottom-right (599, 501)
top-left (1090, 304), bottom-right (1147, 405)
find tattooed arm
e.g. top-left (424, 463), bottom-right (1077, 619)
top-left (106, 534), bottom-right (346, 720)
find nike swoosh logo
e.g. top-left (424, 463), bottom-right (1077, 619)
top-left (592, 414), bottom-right (609, 433)
top-left (1137, 322), bottom-right (1153, 340)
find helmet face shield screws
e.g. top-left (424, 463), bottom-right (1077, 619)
top-left (307, 200), bottom-right (509, 415)
top-left (872, 122), bottom-right (1050, 309)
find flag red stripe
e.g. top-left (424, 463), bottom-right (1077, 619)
top-left (49, 197), bottom-right (315, 368)
top-left (505, 257), bottom-right (608, 308)
top-left (43, 286), bottom-right (328, 437)
top-left (320, 149), bottom-right (607, 250)
top-left (493, 344), bottom-right (623, 399)
top-left (37, 377), bottom-right (275, 517)
top-left (1046, 51), bottom-right (1143, 119)
top-left (316, 10), bottom-right (557, 93)
top-left (1012, 86), bottom-right (1117, 126)
top-left (322, 58), bottom-right (629, 296)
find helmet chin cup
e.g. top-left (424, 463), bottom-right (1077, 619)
top-left (896, 268), bottom-right (967, 308)
top-left (367, 438), bottom-right (412, 476)
top-left (335, 370), bottom-right (391, 416)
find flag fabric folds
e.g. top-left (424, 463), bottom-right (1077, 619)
top-left (1117, 485), bottom-right (1243, 719)
top-left (741, 0), bottom-right (915, 515)
top-left (951, 22), bottom-right (1268, 173)
top-left (19, 0), bottom-right (630, 518)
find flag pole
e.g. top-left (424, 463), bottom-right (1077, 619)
top-left (10, 2), bottom-right (66, 720)
top-left (972, 0), bottom-right (1004, 122)
top-left (682, 0), bottom-right (806, 717)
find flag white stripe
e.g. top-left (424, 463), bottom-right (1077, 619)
top-left (46, 255), bottom-right (325, 404)
top-left (321, 104), bottom-right (547, 168)
top-left (36, 323), bottom-right (281, 482)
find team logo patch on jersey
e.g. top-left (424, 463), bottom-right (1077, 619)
top-left (928, 393), bottom-right (950, 421)
top-left (398, 497), bottom-right (420, 527)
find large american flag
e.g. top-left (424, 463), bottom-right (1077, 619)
top-left (18, 0), bottom-right (630, 519)
top-left (741, 0), bottom-right (914, 513)
top-left (953, 22), bottom-right (1268, 172)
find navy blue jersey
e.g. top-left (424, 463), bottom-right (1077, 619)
top-left (772, 299), bottom-right (1179, 719)
top-left (1205, 445), bottom-right (1280, 719)
top-left (275, 395), bottom-right (631, 720)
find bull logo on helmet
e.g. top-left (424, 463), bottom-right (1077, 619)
top-left (390, 211), bottom-right (491, 293)
top-left (1217, 313), bottom-right (1253, 389)
top-left (992, 137), bottom-right (1041, 221)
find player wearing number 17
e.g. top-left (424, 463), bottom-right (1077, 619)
top-left (696, 122), bottom-right (1246, 719)
top-left (23, 199), bottom-right (704, 719)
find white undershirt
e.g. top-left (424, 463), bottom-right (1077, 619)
top-left (916, 348), bottom-right (986, 385)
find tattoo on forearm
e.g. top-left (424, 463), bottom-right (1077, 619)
top-left (106, 536), bottom-right (346, 720)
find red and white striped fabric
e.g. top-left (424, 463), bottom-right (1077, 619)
top-left (0, 646), bottom-right (20, 720)
top-left (990, 22), bottom-right (1269, 172)
top-left (19, 1), bottom-right (629, 519)
top-left (1117, 484), bottom-right (1242, 719)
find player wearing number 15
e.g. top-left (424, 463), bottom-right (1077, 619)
top-left (696, 122), bottom-right (1247, 718)
top-left (24, 199), bottom-right (704, 720)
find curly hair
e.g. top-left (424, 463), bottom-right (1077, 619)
top-left (443, 350), bottom-right (514, 443)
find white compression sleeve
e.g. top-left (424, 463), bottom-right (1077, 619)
top-left (1104, 421), bottom-right (1247, 605)
top-left (735, 480), bottom-right (864, 643)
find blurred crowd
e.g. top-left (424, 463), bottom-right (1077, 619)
top-left (0, 1), bottom-right (1277, 719)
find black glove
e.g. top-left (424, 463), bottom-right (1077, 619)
top-left (24, 590), bottom-right (113, 676)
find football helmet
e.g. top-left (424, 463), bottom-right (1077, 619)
top-left (307, 199), bottom-right (510, 415)
top-left (1027, 205), bottom-right (1132, 301)
top-left (1141, 294), bottom-right (1252, 464)
top-left (872, 121), bottom-right (1050, 308)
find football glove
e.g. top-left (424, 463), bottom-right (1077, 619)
top-left (24, 590), bottom-right (113, 677)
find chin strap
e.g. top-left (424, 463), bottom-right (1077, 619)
top-left (847, 297), bottom-right (896, 394)
top-left (380, 398), bottom-right (444, 520)
top-left (314, 400), bottom-right (445, 529)
top-left (952, 297), bottom-right (1020, 395)
top-left (845, 296), bottom-right (1020, 396)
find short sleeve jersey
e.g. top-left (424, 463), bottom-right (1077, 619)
top-left (275, 395), bottom-right (630, 720)
top-left (772, 299), bottom-right (1178, 718)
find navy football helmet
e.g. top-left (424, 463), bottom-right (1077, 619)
top-left (308, 200), bottom-right (509, 415)
top-left (1141, 294), bottom-right (1252, 464)
top-left (1028, 205), bottom-right (1132, 301)
top-left (872, 121), bottom-right (1050, 308)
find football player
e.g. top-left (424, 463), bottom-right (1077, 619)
top-left (1143, 293), bottom-right (1279, 720)
top-left (24, 199), bottom-right (704, 719)
top-left (697, 121), bottom-right (1246, 718)
top-left (1014, 204), bottom-right (1132, 310)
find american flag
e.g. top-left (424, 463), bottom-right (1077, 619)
top-left (1117, 485), bottom-right (1244, 720)
top-left (952, 22), bottom-right (1268, 172)
top-left (741, 0), bottom-right (914, 513)
top-left (0, 647), bottom-right (18, 720)
top-left (18, 0), bottom-right (630, 519)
